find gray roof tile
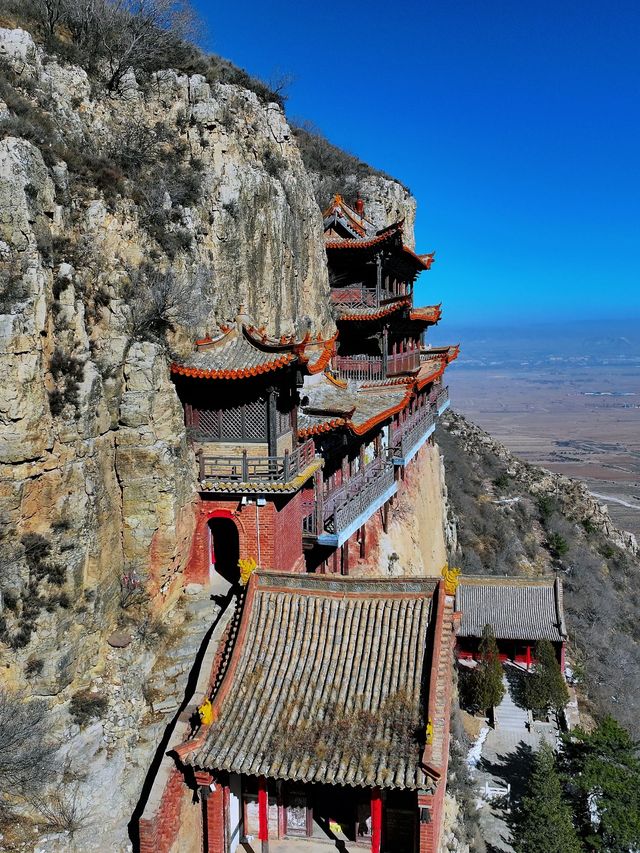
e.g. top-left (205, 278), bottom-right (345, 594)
top-left (194, 573), bottom-right (438, 790)
top-left (455, 577), bottom-right (566, 642)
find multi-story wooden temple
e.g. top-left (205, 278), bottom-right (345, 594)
top-left (139, 195), bottom-right (461, 853)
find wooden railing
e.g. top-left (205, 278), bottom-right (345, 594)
top-left (330, 286), bottom-right (376, 308)
top-left (323, 455), bottom-right (395, 535)
top-left (330, 285), bottom-right (396, 309)
top-left (392, 404), bottom-right (436, 460)
top-left (199, 438), bottom-right (316, 484)
top-left (333, 354), bottom-right (384, 382)
top-left (333, 349), bottom-right (421, 381)
top-left (387, 350), bottom-right (420, 375)
top-left (429, 385), bottom-right (449, 411)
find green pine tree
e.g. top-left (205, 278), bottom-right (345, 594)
top-left (525, 639), bottom-right (569, 717)
top-left (471, 624), bottom-right (504, 711)
top-left (511, 742), bottom-right (582, 853)
top-left (563, 716), bottom-right (640, 852)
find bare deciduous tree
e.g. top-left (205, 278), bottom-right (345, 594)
top-left (125, 266), bottom-right (195, 342)
top-left (0, 689), bottom-right (57, 814)
top-left (74, 0), bottom-right (199, 91)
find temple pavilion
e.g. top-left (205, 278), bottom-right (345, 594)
top-left (148, 572), bottom-right (457, 853)
top-left (140, 194), bottom-right (460, 852)
top-left (169, 196), bottom-right (458, 584)
top-left (455, 576), bottom-right (568, 671)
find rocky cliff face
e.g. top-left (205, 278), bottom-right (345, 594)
top-left (0, 26), bottom-right (339, 849)
top-left (0, 24), bottom-right (333, 649)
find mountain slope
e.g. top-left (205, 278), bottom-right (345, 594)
top-left (438, 411), bottom-right (640, 735)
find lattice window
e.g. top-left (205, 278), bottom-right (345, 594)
top-left (193, 399), bottom-right (267, 442)
top-left (198, 409), bottom-right (220, 438)
top-left (244, 399), bottom-right (267, 440)
top-left (220, 405), bottom-right (244, 439)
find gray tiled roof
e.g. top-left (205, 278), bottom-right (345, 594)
top-left (455, 577), bottom-right (566, 642)
top-left (194, 572), bottom-right (438, 790)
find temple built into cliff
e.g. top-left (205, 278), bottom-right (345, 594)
top-left (140, 195), bottom-right (462, 852)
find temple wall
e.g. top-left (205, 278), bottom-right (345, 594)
top-left (185, 493), bottom-right (306, 584)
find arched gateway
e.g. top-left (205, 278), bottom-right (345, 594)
top-left (208, 513), bottom-right (240, 585)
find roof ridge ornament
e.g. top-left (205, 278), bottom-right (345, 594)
top-left (441, 564), bottom-right (461, 596)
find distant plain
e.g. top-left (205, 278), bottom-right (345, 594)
top-left (433, 320), bottom-right (640, 539)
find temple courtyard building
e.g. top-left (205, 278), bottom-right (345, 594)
top-left (140, 572), bottom-right (457, 853)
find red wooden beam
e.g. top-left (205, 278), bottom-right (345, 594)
top-left (371, 786), bottom-right (382, 853)
top-left (258, 776), bottom-right (268, 842)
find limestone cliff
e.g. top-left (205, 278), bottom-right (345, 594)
top-left (0, 25), bottom-right (335, 850)
top-left (0, 22), bottom-right (441, 851)
top-left (0, 24), bottom-right (333, 643)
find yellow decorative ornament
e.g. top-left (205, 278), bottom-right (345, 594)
top-left (426, 718), bottom-right (434, 745)
top-left (238, 556), bottom-right (258, 586)
top-left (441, 564), bottom-right (461, 595)
top-left (198, 697), bottom-right (214, 725)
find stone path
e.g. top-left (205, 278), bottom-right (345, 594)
top-left (144, 578), bottom-right (232, 715)
top-left (472, 668), bottom-right (558, 852)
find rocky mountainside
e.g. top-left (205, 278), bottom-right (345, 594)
top-left (0, 20), bottom-right (421, 850)
top-left (0, 22), bottom-right (335, 672)
top-left (438, 411), bottom-right (640, 735)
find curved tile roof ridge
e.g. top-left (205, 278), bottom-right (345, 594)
top-left (170, 325), bottom-right (337, 381)
top-left (325, 225), bottom-right (401, 251)
top-left (410, 304), bottom-right (442, 324)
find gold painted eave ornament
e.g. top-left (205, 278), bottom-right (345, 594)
top-left (441, 564), bottom-right (461, 595)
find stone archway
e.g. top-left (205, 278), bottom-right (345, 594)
top-left (208, 513), bottom-right (240, 585)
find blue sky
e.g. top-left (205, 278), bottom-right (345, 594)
top-left (193, 0), bottom-right (640, 329)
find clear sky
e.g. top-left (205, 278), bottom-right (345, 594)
top-left (192, 0), bottom-right (640, 328)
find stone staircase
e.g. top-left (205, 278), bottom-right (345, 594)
top-left (146, 588), bottom-right (224, 714)
top-left (493, 675), bottom-right (529, 731)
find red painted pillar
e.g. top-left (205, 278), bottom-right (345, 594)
top-left (258, 775), bottom-right (269, 849)
top-left (525, 644), bottom-right (531, 672)
top-left (371, 786), bottom-right (382, 853)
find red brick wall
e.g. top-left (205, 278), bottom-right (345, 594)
top-left (203, 780), bottom-right (226, 853)
top-left (417, 768), bottom-right (448, 852)
top-left (274, 491), bottom-right (306, 573)
top-left (139, 767), bottom-right (185, 853)
top-left (184, 493), bottom-right (306, 584)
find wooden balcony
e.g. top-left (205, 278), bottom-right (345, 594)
top-left (387, 350), bottom-right (420, 375)
top-left (392, 405), bottom-right (436, 464)
top-left (316, 455), bottom-right (397, 545)
top-left (391, 387), bottom-right (449, 464)
top-left (332, 354), bottom-right (384, 381)
top-left (332, 350), bottom-right (421, 381)
top-left (198, 438), bottom-right (318, 492)
top-left (329, 285), bottom-right (398, 310)
top-left (430, 385), bottom-right (450, 412)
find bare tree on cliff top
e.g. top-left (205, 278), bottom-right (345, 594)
top-left (25, 0), bottom-right (200, 91)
